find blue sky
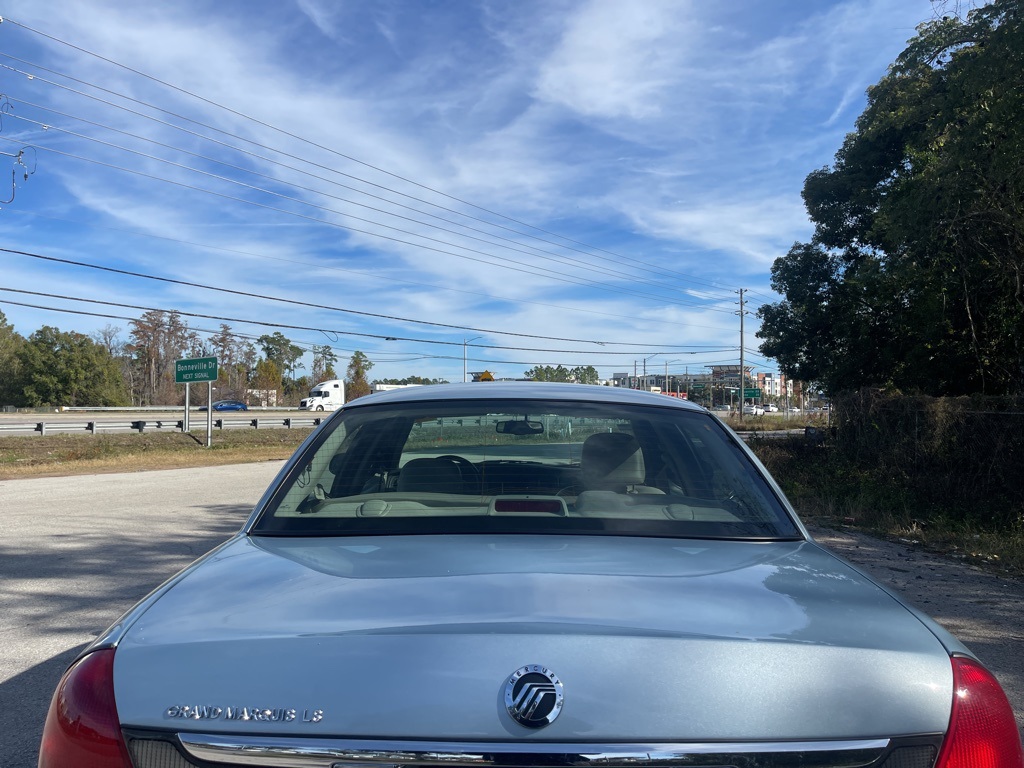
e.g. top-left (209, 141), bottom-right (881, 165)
top-left (0, 0), bottom-right (935, 383)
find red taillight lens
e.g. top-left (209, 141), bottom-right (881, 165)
top-left (936, 656), bottom-right (1024, 768)
top-left (38, 648), bottom-right (133, 768)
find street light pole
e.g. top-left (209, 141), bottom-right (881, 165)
top-left (738, 288), bottom-right (746, 423)
top-left (664, 359), bottom-right (680, 395)
top-left (642, 353), bottom-right (659, 391)
top-left (463, 336), bottom-right (482, 383)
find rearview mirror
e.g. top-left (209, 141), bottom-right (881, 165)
top-left (496, 419), bottom-right (544, 436)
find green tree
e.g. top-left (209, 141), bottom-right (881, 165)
top-left (258, 332), bottom-right (304, 381)
top-left (251, 358), bottom-right (282, 404)
top-left (0, 310), bottom-right (26, 405)
top-left (569, 365), bottom-right (600, 385)
top-left (374, 376), bottom-right (449, 385)
top-left (525, 365), bottom-right (568, 382)
top-left (209, 324), bottom-right (257, 399)
top-left (291, 375), bottom-right (311, 397)
top-left (759, 1), bottom-right (1024, 395)
top-left (525, 364), bottom-right (598, 384)
top-left (311, 344), bottom-right (338, 384)
top-left (92, 324), bottom-right (140, 405)
top-left (17, 326), bottom-right (130, 407)
top-left (757, 243), bottom-right (911, 394)
top-left (345, 351), bottom-right (373, 401)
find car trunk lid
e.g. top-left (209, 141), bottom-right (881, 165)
top-left (113, 534), bottom-right (953, 741)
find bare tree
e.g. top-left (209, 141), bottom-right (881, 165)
top-left (128, 310), bottom-right (201, 405)
top-left (209, 324), bottom-right (257, 399)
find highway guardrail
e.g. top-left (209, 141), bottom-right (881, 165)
top-left (0, 417), bottom-right (323, 436)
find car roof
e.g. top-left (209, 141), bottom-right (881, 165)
top-left (344, 381), bottom-right (706, 411)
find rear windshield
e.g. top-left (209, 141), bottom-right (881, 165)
top-left (252, 398), bottom-right (800, 540)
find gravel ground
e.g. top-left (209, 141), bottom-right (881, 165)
top-left (805, 522), bottom-right (1024, 739)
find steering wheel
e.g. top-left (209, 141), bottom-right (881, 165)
top-left (555, 484), bottom-right (582, 499)
top-left (435, 455), bottom-right (480, 493)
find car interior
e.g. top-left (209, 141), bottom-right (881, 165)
top-left (259, 401), bottom-right (794, 538)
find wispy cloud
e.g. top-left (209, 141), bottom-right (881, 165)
top-left (631, 196), bottom-right (812, 269)
top-left (0, 0), bottom-right (935, 380)
top-left (535, 0), bottom-right (697, 121)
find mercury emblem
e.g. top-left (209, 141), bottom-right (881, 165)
top-left (504, 665), bottom-right (563, 728)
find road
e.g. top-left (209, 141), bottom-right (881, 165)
top-left (0, 409), bottom-right (248, 424)
top-left (0, 463), bottom-right (279, 767)
top-left (0, 408), bottom-right (801, 441)
top-left (1, 463), bottom-right (1021, 767)
top-left (0, 410), bottom-right (299, 422)
top-left (0, 408), bottom-right (316, 436)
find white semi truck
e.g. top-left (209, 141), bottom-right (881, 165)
top-left (299, 379), bottom-right (345, 411)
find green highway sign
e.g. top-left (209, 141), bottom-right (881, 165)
top-left (743, 388), bottom-right (762, 398)
top-left (175, 356), bottom-right (218, 384)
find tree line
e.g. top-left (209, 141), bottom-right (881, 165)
top-left (523, 365), bottom-right (600, 384)
top-left (0, 307), bottom-right (609, 408)
top-left (0, 308), bottom-right (381, 408)
top-left (758, 0), bottom-right (1023, 396)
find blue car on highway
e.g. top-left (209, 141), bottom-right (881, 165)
top-left (198, 400), bottom-right (248, 412)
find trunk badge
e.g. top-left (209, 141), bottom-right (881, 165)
top-left (504, 665), bottom-right (563, 728)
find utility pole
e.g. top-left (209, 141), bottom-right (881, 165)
top-left (463, 336), bottom-right (481, 383)
top-left (738, 288), bottom-right (746, 424)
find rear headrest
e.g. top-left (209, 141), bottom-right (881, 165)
top-left (581, 432), bottom-right (646, 490)
top-left (397, 457), bottom-right (463, 493)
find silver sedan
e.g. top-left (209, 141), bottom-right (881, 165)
top-left (39, 383), bottom-right (1024, 768)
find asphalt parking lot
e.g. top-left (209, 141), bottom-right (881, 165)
top-left (0, 462), bottom-right (282, 768)
top-left (1, 462), bottom-right (1021, 767)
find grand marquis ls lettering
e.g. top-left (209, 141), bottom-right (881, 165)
top-left (39, 383), bottom-right (1024, 768)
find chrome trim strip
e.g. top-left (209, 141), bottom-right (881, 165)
top-left (178, 734), bottom-right (891, 768)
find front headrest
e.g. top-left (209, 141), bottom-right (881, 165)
top-left (397, 457), bottom-right (463, 493)
top-left (581, 432), bottom-right (646, 489)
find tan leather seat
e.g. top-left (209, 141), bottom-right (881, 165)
top-left (397, 458), bottom-right (464, 493)
top-left (579, 432), bottom-right (662, 493)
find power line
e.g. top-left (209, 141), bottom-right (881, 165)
top-left (0, 134), bottom-right (736, 313)
top-left (0, 286), bottom-right (733, 356)
top-left (745, 289), bottom-right (776, 301)
top-left (0, 104), bottom-right (730, 302)
top-left (1, 91), bottom-right (735, 298)
top-left (1, 247), bottom-right (733, 348)
top-left (0, 47), bottom-right (736, 294)
top-left (0, 297), bottom-right (739, 369)
top-left (0, 208), bottom-right (741, 332)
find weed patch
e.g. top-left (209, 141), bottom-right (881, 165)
top-left (749, 435), bottom-right (1024, 577)
top-left (0, 429), bottom-right (311, 479)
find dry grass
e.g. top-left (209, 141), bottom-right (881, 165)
top-left (5, 427), bottom-right (1021, 577)
top-left (750, 436), bottom-right (1024, 578)
top-left (0, 428), bottom-right (310, 479)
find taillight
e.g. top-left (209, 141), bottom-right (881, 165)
top-left (935, 656), bottom-right (1024, 768)
top-left (38, 648), bottom-right (133, 768)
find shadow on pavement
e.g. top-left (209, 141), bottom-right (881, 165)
top-left (0, 644), bottom-right (85, 768)
top-left (2, 502), bottom-right (253, 768)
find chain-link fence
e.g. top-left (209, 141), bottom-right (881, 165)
top-left (830, 390), bottom-right (1024, 530)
